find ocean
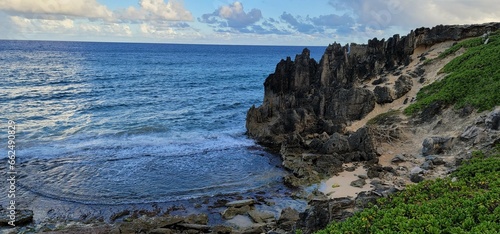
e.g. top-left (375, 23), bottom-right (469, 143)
top-left (0, 40), bottom-right (326, 206)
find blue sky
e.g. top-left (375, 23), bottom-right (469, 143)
top-left (1, 0), bottom-right (500, 46)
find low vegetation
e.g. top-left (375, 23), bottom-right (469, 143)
top-left (405, 31), bottom-right (500, 115)
top-left (317, 149), bottom-right (500, 233)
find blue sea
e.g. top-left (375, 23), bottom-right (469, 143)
top-left (0, 40), bottom-right (325, 206)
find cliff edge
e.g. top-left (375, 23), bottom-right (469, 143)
top-left (246, 22), bottom-right (500, 188)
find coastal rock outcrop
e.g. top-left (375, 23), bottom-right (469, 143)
top-left (247, 22), bottom-right (500, 183)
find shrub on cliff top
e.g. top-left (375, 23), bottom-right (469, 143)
top-left (317, 149), bottom-right (500, 234)
top-left (405, 32), bottom-right (500, 115)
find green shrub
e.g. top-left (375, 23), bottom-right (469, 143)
top-left (317, 152), bottom-right (500, 234)
top-left (405, 32), bottom-right (500, 115)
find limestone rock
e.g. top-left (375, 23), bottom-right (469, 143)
top-left (247, 210), bottom-right (275, 224)
top-left (222, 205), bottom-right (252, 220)
top-left (226, 199), bottom-right (255, 208)
top-left (350, 178), bottom-right (366, 188)
top-left (374, 86), bottom-right (395, 104)
top-left (486, 107), bottom-right (500, 130)
top-left (277, 208), bottom-right (300, 232)
top-left (394, 75), bottom-right (413, 98)
top-left (422, 137), bottom-right (454, 156)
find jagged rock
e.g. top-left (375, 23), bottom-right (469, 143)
top-left (350, 178), bottom-right (366, 188)
top-left (391, 154), bottom-right (406, 163)
top-left (367, 165), bottom-right (384, 179)
top-left (298, 198), bottom-right (354, 234)
top-left (421, 161), bottom-right (434, 170)
top-left (425, 155), bottom-right (445, 165)
top-left (374, 86), bottom-right (394, 104)
top-left (422, 137), bottom-right (454, 156)
top-left (485, 107), bottom-right (500, 130)
top-left (410, 174), bottom-right (424, 183)
top-left (394, 75), bottom-right (413, 98)
top-left (177, 223), bottom-right (211, 231)
top-left (461, 126), bottom-right (481, 141)
top-left (278, 208), bottom-right (300, 232)
top-left (222, 206), bottom-right (252, 220)
top-left (419, 101), bottom-right (443, 122)
top-left (410, 167), bottom-right (424, 175)
top-left (212, 225), bottom-right (233, 234)
top-left (226, 199), bottom-right (255, 208)
top-left (0, 209), bottom-right (33, 226)
top-left (150, 228), bottom-right (174, 234)
top-left (372, 77), bottom-right (388, 85)
top-left (321, 133), bottom-right (350, 154)
top-left (355, 191), bottom-right (379, 209)
top-left (247, 210), bottom-right (275, 224)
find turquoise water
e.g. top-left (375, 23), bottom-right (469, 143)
top-left (0, 40), bottom-right (325, 205)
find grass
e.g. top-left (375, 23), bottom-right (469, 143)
top-left (405, 32), bottom-right (500, 115)
top-left (316, 149), bottom-right (500, 234)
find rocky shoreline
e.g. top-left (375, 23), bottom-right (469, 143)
top-left (2, 23), bottom-right (500, 234)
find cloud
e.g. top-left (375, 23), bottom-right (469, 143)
top-left (119, 0), bottom-right (193, 22)
top-left (200, 1), bottom-right (275, 33)
top-left (0, 0), bottom-right (195, 42)
top-left (328, 0), bottom-right (500, 30)
top-left (279, 12), bottom-right (356, 35)
top-left (0, 0), bottom-right (113, 20)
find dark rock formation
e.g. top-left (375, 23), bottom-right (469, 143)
top-left (246, 23), bottom-right (500, 183)
top-left (422, 137), bottom-right (454, 156)
top-left (374, 86), bottom-right (394, 104)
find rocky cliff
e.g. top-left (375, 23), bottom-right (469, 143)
top-left (246, 22), bottom-right (500, 186)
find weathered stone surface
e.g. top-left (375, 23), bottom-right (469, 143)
top-left (374, 86), bottom-right (394, 104)
top-left (350, 178), bottom-right (366, 188)
top-left (391, 154), bottom-right (406, 163)
top-left (0, 209), bottom-right (33, 226)
top-left (226, 199), bottom-right (255, 208)
top-left (486, 107), bottom-right (500, 130)
top-left (222, 205), bottom-right (252, 220)
top-left (394, 75), bottom-right (413, 98)
top-left (422, 137), bottom-right (454, 156)
top-left (150, 228), bottom-right (174, 234)
top-left (277, 208), bottom-right (300, 232)
top-left (298, 198), bottom-right (354, 234)
top-left (461, 126), bottom-right (481, 141)
top-left (247, 210), bottom-right (275, 224)
top-left (410, 174), bottom-right (424, 183)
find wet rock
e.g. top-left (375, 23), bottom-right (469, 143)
top-left (177, 223), bottom-right (211, 231)
top-left (350, 178), bottom-right (366, 188)
top-left (374, 86), bottom-right (394, 104)
top-left (223, 205), bottom-right (252, 220)
top-left (212, 225), bottom-right (233, 234)
top-left (150, 228), bottom-right (174, 234)
top-left (278, 208), bottom-right (300, 232)
top-left (226, 199), bottom-right (255, 208)
top-left (0, 209), bottom-right (33, 226)
top-left (247, 210), bottom-right (275, 224)
top-left (422, 136), bottom-right (454, 156)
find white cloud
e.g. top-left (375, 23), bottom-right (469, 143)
top-left (329, 0), bottom-right (500, 30)
top-left (0, 0), bottom-right (113, 20)
top-left (120, 0), bottom-right (193, 22)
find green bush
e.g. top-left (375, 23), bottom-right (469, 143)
top-left (405, 32), bottom-right (500, 115)
top-left (317, 151), bottom-right (500, 234)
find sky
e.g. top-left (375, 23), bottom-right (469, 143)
top-left (1, 0), bottom-right (500, 46)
